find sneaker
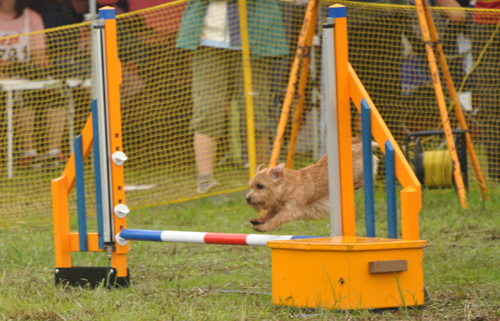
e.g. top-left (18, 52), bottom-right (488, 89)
top-left (217, 153), bottom-right (231, 167)
top-left (197, 179), bottom-right (220, 194)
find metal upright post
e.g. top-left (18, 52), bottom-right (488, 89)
top-left (92, 17), bottom-right (114, 249)
top-left (322, 13), bottom-right (342, 236)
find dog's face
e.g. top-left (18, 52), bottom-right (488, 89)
top-left (246, 164), bottom-right (285, 212)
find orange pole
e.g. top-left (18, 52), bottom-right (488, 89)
top-left (415, 0), bottom-right (467, 209)
top-left (421, 0), bottom-right (488, 200)
top-left (286, 0), bottom-right (319, 169)
top-left (400, 186), bottom-right (421, 240)
top-left (52, 175), bottom-right (72, 268)
top-left (103, 10), bottom-right (129, 278)
top-left (332, 4), bottom-right (356, 237)
top-left (269, 0), bottom-right (319, 167)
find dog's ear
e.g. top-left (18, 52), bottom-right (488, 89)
top-left (256, 164), bottom-right (266, 172)
top-left (270, 163), bottom-right (286, 180)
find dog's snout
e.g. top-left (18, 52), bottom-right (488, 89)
top-left (246, 196), bottom-right (251, 203)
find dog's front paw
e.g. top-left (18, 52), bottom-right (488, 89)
top-left (253, 224), bottom-right (273, 232)
top-left (250, 218), bottom-right (262, 226)
top-left (253, 225), bottom-right (266, 232)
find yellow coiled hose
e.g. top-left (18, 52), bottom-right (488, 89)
top-left (423, 151), bottom-right (453, 188)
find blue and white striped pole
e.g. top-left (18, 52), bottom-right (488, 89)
top-left (116, 229), bottom-right (321, 247)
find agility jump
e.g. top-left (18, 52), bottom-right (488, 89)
top-left (52, 4), bottom-right (426, 310)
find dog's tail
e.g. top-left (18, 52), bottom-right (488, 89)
top-left (371, 141), bottom-right (379, 150)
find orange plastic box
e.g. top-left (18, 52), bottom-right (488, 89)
top-left (268, 236), bottom-right (427, 310)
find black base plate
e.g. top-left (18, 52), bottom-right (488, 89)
top-left (55, 267), bottom-right (130, 289)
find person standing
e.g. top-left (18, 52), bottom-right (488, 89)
top-left (0, 0), bottom-right (68, 168)
top-left (176, 0), bottom-right (289, 194)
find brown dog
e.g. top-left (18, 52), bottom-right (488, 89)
top-left (246, 138), bottom-right (379, 232)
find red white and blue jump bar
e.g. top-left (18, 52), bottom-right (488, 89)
top-left (116, 229), bottom-right (320, 247)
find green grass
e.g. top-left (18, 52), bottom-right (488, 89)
top-left (1, 185), bottom-right (500, 320)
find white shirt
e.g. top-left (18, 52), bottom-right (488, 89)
top-left (199, 1), bottom-right (241, 50)
top-left (0, 9), bottom-right (31, 62)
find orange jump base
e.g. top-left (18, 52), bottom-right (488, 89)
top-left (268, 236), bottom-right (427, 310)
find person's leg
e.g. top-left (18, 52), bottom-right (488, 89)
top-left (194, 132), bottom-right (219, 193)
top-left (46, 106), bottom-right (68, 159)
top-left (191, 47), bottom-right (228, 192)
top-left (16, 107), bottom-right (36, 165)
top-left (194, 132), bottom-right (216, 177)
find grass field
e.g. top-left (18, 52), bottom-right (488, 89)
top-left (1, 184), bottom-right (500, 320)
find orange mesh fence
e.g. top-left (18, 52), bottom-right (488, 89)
top-left (0, 1), bottom-right (498, 226)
